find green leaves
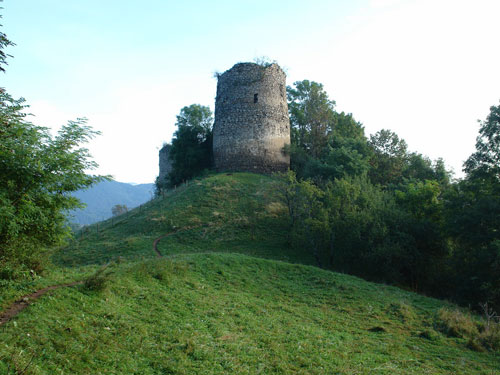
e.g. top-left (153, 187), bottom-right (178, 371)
top-left (0, 8), bottom-right (15, 73)
top-left (166, 104), bottom-right (213, 187)
top-left (287, 80), bottom-right (336, 158)
top-left (464, 102), bottom-right (500, 181)
top-left (0, 91), bottom-right (105, 275)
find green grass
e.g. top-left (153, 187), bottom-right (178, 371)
top-left (56, 173), bottom-right (310, 267)
top-left (1, 254), bottom-right (499, 374)
top-left (1, 173), bottom-right (499, 374)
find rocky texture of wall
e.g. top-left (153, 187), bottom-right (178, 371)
top-left (158, 144), bottom-right (172, 184)
top-left (213, 62), bottom-right (290, 173)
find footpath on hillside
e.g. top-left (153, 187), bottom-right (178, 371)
top-left (0, 281), bottom-right (82, 326)
top-left (0, 226), bottom-right (197, 326)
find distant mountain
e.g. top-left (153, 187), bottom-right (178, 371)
top-left (68, 180), bottom-right (154, 226)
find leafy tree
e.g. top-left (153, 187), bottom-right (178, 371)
top-left (323, 176), bottom-right (410, 280)
top-left (445, 102), bottom-right (500, 309)
top-left (175, 104), bottom-right (212, 136)
top-left (0, 4), bottom-right (14, 73)
top-left (394, 180), bottom-right (448, 290)
top-left (445, 178), bottom-right (500, 309)
top-left (168, 104), bottom-right (213, 186)
top-left (368, 129), bottom-right (408, 186)
top-left (292, 111), bottom-right (371, 182)
top-left (368, 130), bottom-right (451, 188)
top-left (287, 80), bottom-right (335, 158)
top-left (0, 93), bottom-right (104, 275)
top-left (312, 112), bottom-right (371, 181)
top-left (275, 171), bottom-right (326, 267)
top-left (464, 102), bottom-right (500, 181)
top-left (111, 204), bottom-right (128, 216)
top-left (403, 154), bottom-right (452, 188)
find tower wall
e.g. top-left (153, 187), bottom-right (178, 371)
top-left (213, 62), bottom-right (290, 173)
top-left (158, 144), bottom-right (172, 184)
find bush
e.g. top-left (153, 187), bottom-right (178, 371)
top-left (84, 266), bottom-right (113, 292)
top-left (435, 308), bottom-right (478, 338)
top-left (478, 324), bottom-right (500, 351)
top-left (0, 92), bottom-right (104, 276)
top-left (435, 307), bottom-right (500, 352)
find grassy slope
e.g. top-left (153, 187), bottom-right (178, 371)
top-left (57, 173), bottom-right (310, 267)
top-left (0, 173), bottom-right (498, 374)
top-left (1, 254), bottom-right (499, 374)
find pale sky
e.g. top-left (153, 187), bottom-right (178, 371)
top-left (3, 0), bottom-right (500, 183)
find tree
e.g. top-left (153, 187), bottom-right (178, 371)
top-left (444, 178), bottom-right (500, 309)
top-left (368, 129), bottom-right (408, 186)
top-left (0, 6), bottom-right (104, 277)
top-left (0, 93), bottom-right (104, 275)
top-left (111, 204), bottom-right (128, 216)
top-left (394, 180), bottom-right (448, 290)
top-left (0, 93), bottom-right (102, 276)
top-left (274, 171), bottom-right (327, 267)
top-left (287, 80), bottom-right (335, 158)
top-left (287, 81), bottom-right (374, 183)
top-left (167, 104), bottom-right (213, 186)
top-left (175, 103), bottom-right (212, 136)
top-left (464, 102), bottom-right (500, 181)
top-left (323, 176), bottom-right (407, 278)
top-left (0, 5), bottom-right (14, 73)
top-left (445, 102), bottom-right (500, 309)
top-left (315, 112), bottom-right (371, 181)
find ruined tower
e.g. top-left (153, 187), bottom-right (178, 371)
top-left (213, 62), bottom-right (290, 173)
top-left (158, 144), bottom-right (172, 184)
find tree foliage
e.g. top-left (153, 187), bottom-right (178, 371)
top-left (281, 78), bottom-right (500, 311)
top-left (166, 104), bottom-right (213, 187)
top-left (111, 204), bottom-right (128, 216)
top-left (442, 102), bottom-right (500, 309)
top-left (287, 80), bottom-right (335, 158)
top-left (464, 102), bottom-right (500, 181)
top-left (287, 87), bottom-right (371, 183)
top-left (368, 129), bottom-right (408, 186)
top-left (0, 4), bottom-right (14, 73)
top-left (0, 93), bottom-right (104, 275)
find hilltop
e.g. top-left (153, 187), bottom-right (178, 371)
top-left (0, 173), bottom-right (498, 374)
top-left (57, 173), bottom-right (308, 267)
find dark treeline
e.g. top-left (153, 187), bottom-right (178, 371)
top-left (155, 80), bottom-right (499, 311)
top-left (279, 80), bottom-right (500, 312)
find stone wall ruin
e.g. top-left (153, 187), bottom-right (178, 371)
top-left (213, 62), bottom-right (290, 173)
top-left (158, 144), bottom-right (172, 184)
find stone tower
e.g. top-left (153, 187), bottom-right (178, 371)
top-left (158, 144), bottom-right (172, 184)
top-left (213, 62), bottom-right (290, 173)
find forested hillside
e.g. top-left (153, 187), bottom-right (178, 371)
top-left (160, 81), bottom-right (500, 312)
top-left (69, 180), bottom-right (154, 226)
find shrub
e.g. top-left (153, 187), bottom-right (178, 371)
top-left (435, 307), bottom-right (500, 352)
top-left (478, 324), bottom-right (500, 351)
top-left (435, 308), bottom-right (478, 338)
top-left (84, 266), bottom-right (113, 292)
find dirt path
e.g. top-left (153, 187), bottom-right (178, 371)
top-left (153, 231), bottom-right (178, 257)
top-left (152, 225), bottom-right (202, 257)
top-left (0, 281), bottom-right (83, 326)
top-left (1, 225), bottom-right (203, 326)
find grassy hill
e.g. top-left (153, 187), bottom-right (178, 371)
top-left (0, 173), bottom-right (498, 374)
top-left (58, 173), bottom-right (308, 267)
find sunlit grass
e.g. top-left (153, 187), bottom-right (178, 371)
top-left (1, 173), bottom-right (498, 374)
top-left (1, 253), bottom-right (498, 374)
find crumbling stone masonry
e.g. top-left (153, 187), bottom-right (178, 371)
top-left (158, 144), bottom-right (172, 184)
top-left (213, 62), bottom-right (290, 173)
